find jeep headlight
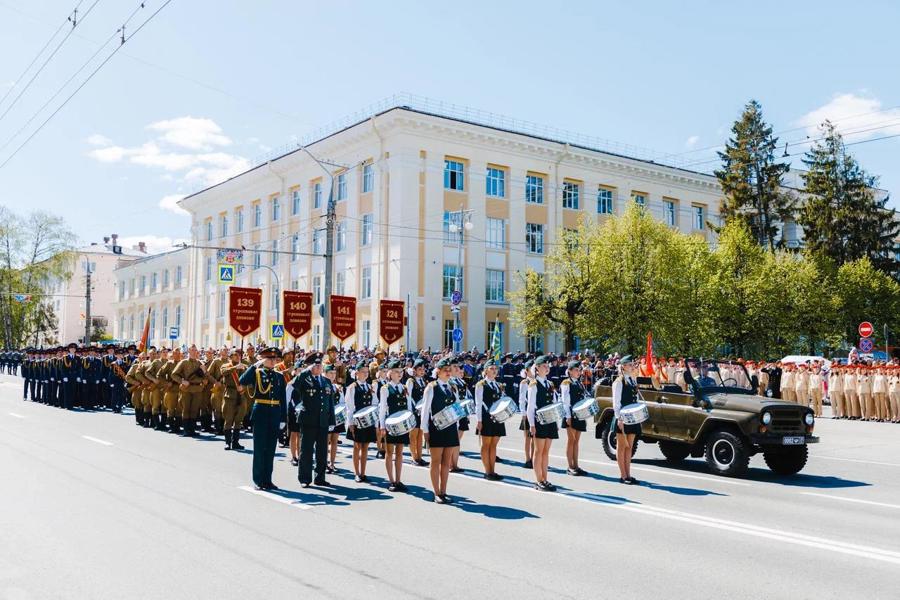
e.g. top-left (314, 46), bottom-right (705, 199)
top-left (804, 413), bottom-right (814, 426)
top-left (761, 412), bottom-right (772, 426)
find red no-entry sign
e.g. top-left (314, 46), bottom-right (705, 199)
top-left (858, 321), bottom-right (874, 338)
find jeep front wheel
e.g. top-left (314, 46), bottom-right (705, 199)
top-left (659, 441), bottom-right (691, 463)
top-left (704, 430), bottom-right (750, 477)
top-left (601, 418), bottom-right (639, 461)
top-left (763, 446), bottom-right (808, 475)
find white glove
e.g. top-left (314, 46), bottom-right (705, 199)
top-left (63, 377), bottom-right (68, 382)
top-left (50, 378), bottom-right (55, 382)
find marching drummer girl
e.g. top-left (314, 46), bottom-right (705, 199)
top-left (560, 360), bottom-right (588, 476)
top-left (420, 357), bottom-right (459, 504)
top-left (405, 358), bottom-right (430, 467)
top-left (612, 355), bottom-right (641, 485)
top-left (323, 363), bottom-right (344, 474)
top-left (379, 360), bottom-right (413, 492)
top-left (519, 359), bottom-right (534, 469)
top-left (286, 358), bottom-right (302, 467)
top-left (344, 362), bottom-right (377, 483)
top-left (448, 358), bottom-right (469, 473)
top-left (373, 362), bottom-right (388, 459)
top-left (527, 356), bottom-right (557, 491)
top-left (474, 359), bottom-right (505, 480)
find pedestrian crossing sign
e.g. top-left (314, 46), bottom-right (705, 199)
top-left (218, 264), bottom-right (234, 285)
top-left (271, 322), bottom-right (284, 339)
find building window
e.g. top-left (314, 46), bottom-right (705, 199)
top-left (336, 221), bottom-right (347, 252)
top-left (175, 305), bottom-right (182, 327)
top-left (485, 269), bottom-right (505, 303)
top-left (361, 214), bottom-right (373, 246)
top-left (335, 271), bottom-right (345, 296)
top-left (151, 272), bottom-right (158, 292)
top-left (162, 307), bottom-right (168, 330)
top-left (632, 192), bottom-right (646, 208)
top-left (486, 167), bottom-right (505, 198)
top-left (443, 211), bottom-right (463, 244)
top-left (253, 204), bottom-right (262, 227)
top-left (313, 182), bottom-right (322, 209)
top-left (220, 214), bottom-right (228, 237)
top-left (118, 283), bottom-right (124, 300)
top-left (336, 173), bottom-right (347, 201)
top-left (149, 310), bottom-right (156, 339)
top-left (312, 229), bottom-right (324, 255)
top-left (272, 197), bottom-right (280, 221)
top-left (162, 269), bottom-right (169, 289)
top-left (312, 324), bottom-right (321, 349)
top-left (443, 320), bottom-right (456, 350)
top-left (444, 159), bottom-right (464, 191)
top-left (313, 276), bottom-right (322, 305)
top-left (694, 205), bottom-right (705, 230)
top-left (119, 316), bottom-right (125, 337)
top-left (206, 221), bottom-right (213, 241)
top-left (527, 334), bottom-right (544, 353)
top-left (291, 190), bottom-right (301, 215)
top-left (236, 208), bottom-right (244, 233)
top-left (664, 200), bottom-right (676, 226)
top-left (563, 181), bottom-right (580, 210)
top-left (526, 223), bottom-right (544, 254)
top-left (597, 188), bottom-right (613, 214)
top-left (361, 266), bottom-right (372, 299)
top-left (362, 163), bottom-right (374, 193)
top-left (253, 245), bottom-right (261, 269)
top-left (270, 284), bottom-right (279, 310)
top-left (525, 174), bottom-right (544, 204)
top-left (486, 217), bottom-right (505, 249)
top-left (203, 295), bottom-right (210, 320)
top-left (140, 275), bottom-right (146, 294)
top-left (442, 264), bottom-right (462, 299)
top-left (129, 278), bottom-right (135, 296)
top-left (205, 258), bottom-right (212, 281)
top-left (218, 291), bottom-right (226, 317)
top-left (360, 319), bottom-right (371, 348)
top-left (175, 266), bottom-right (182, 287)
top-left (270, 240), bottom-right (278, 266)
top-left (129, 315), bottom-right (134, 338)
top-left (487, 321), bottom-right (503, 353)
top-left (291, 234), bottom-right (299, 261)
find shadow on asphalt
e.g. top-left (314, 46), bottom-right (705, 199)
top-left (632, 458), bottom-right (871, 489)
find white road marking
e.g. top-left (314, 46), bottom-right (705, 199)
top-left (8, 412), bottom-right (25, 418)
top-left (502, 447), bottom-right (750, 487)
top-left (813, 455), bottom-right (900, 468)
top-left (237, 485), bottom-right (311, 510)
top-left (82, 435), bottom-right (113, 446)
top-left (801, 492), bottom-right (900, 511)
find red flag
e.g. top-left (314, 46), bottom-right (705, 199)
top-left (645, 331), bottom-right (655, 376)
top-left (138, 308), bottom-right (151, 352)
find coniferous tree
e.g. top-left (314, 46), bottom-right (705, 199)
top-left (715, 100), bottom-right (794, 251)
top-left (798, 121), bottom-right (899, 277)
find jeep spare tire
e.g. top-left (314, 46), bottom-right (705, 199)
top-left (763, 446), bottom-right (808, 475)
top-left (704, 430), bottom-right (750, 476)
top-left (601, 418), bottom-right (639, 461)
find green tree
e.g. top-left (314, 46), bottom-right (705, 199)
top-left (715, 100), bottom-right (794, 251)
top-left (834, 257), bottom-right (900, 349)
top-left (798, 120), bottom-right (899, 277)
top-left (509, 220), bottom-right (595, 352)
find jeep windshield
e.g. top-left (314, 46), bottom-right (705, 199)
top-left (684, 359), bottom-right (754, 393)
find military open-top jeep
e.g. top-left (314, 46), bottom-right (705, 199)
top-left (593, 359), bottom-right (819, 477)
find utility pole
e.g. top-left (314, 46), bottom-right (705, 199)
top-left (449, 205), bottom-right (473, 353)
top-left (84, 267), bottom-right (92, 345)
top-left (323, 179), bottom-right (335, 351)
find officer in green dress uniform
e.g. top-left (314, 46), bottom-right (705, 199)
top-left (294, 353), bottom-right (336, 487)
top-left (239, 347), bottom-right (287, 491)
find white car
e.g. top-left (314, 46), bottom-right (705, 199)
top-left (780, 355), bottom-right (831, 369)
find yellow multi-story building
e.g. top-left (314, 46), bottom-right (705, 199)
top-left (178, 101), bottom-right (723, 353)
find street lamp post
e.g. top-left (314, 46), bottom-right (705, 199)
top-left (448, 204), bottom-right (473, 353)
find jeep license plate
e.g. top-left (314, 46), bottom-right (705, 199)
top-left (782, 436), bottom-right (804, 445)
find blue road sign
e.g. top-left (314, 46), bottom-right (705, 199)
top-left (450, 290), bottom-right (462, 305)
top-left (271, 322), bottom-right (285, 339)
top-left (168, 326), bottom-right (179, 340)
top-left (859, 337), bottom-right (874, 353)
top-left (452, 328), bottom-right (463, 343)
top-left (218, 264), bottom-right (235, 284)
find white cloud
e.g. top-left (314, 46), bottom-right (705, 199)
top-left (158, 194), bottom-right (189, 216)
top-left (685, 135), bottom-right (700, 149)
top-left (88, 145), bottom-right (128, 162)
top-left (86, 133), bottom-right (112, 146)
top-left (796, 93), bottom-right (900, 139)
top-left (116, 235), bottom-right (189, 255)
top-left (146, 116), bottom-right (231, 151)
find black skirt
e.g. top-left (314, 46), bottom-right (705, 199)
top-left (385, 432), bottom-right (410, 446)
top-left (330, 423), bottom-right (346, 434)
top-left (479, 418), bottom-right (506, 437)
top-left (534, 421), bottom-right (558, 440)
top-left (427, 423), bottom-right (459, 448)
top-left (457, 416), bottom-right (470, 431)
top-left (616, 420), bottom-right (642, 436)
top-left (561, 416), bottom-right (587, 432)
top-left (348, 425), bottom-right (376, 444)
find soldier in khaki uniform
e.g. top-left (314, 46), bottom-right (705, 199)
top-left (206, 348), bottom-right (228, 434)
top-left (780, 364), bottom-right (795, 403)
top-left (125, 354), bottom-right (147, 426)
top-left (145, 347), bottom-right (168, 430)
top-left (843, 366), bottom-right (859, 419)
top-left (873, 366), bottom-right (888, 422)
top-left (829, 365), bottom-right (844, 419)
top-left (171, 345), bottom-right (209, 437)
top-left (158, 347), bottom-right (181, 433)
top-left (807, 363), bottom-right (824, 417)
top-left (793, 364), bottom-right (809, 408)
top-left (857, 366), bottom-right (872, 420)
top-left (220, 349), bottom-right (247, 450)
top-left (889, 367), bottom-right (900, 423)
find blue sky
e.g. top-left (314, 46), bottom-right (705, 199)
top-left (0, 0), bottom-right (898, 252)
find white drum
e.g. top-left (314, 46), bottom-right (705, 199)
top-left (432, 402), bottom-right (467, 430)
top-left (353, 405), bottom-right (378, 429)
top-left (535, 402), bottom-right (565, 425)
top-left (334, 403), bottom-right (347, 427)
top-left (385, 410), bottom-right (416, 436)
top-left (572, 397), bottom-right (599, 420)
top-left (458, 398), bottom-right (475, 417)
top-left (489, 396), bottom-right (518, 423)
top-left (619, 402), bottom-right (650, 425)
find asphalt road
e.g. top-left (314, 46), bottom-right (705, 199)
top-left (1, 373), bottom-right (899, 600)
